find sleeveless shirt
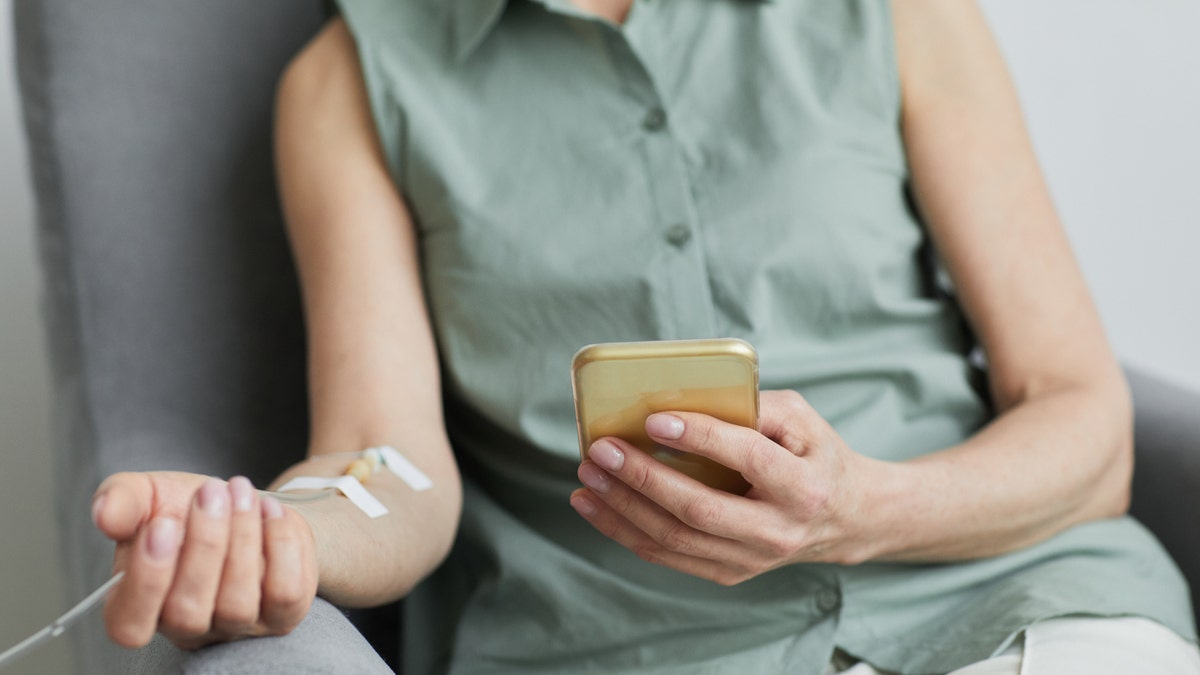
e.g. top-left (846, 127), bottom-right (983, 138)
top-left (331, 0), bottom-right (1196, 672)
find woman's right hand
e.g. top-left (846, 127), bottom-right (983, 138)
top-left (91, 472), bottom-right (318, 650)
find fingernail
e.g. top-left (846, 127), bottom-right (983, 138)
top-left (589, 439), bottom-right (625, 471)
top-left (91, 494), bottom-right (107, 527)
top-left (262, 495), bottom-right (284, 520)
top-left (146, 518), bottom-right (181, 561)
top-left (197, 478), bottom-right (229, 518)
top-left (646, 413), bottom-right (685, 440)
top-left (571, 493), bottom-right (597, 517)
top-left (229, 476), bottom-right (255, 513)
top-left (579, 463), bottom-right (611, 493)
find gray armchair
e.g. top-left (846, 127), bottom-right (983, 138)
top-left (14, 0), bottom-right (1199, 672)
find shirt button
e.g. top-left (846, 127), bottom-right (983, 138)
top-left (665, 224), bottom-right (691, 247)
top-left (642, 107), bottom-right (668, 132)
top-left (816, 588), bottom-right (841, 613)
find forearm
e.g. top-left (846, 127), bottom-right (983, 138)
top-left (859, 375), bottom-right (1132, 562)
top-left (269, 436), bottom-right (462, 608)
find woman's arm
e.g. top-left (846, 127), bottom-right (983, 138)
top-left (873, 0), bottom-right (1131, 560)
top-left (93, 17), bottom-right (461, 648)
top-left (569, 0), bottom-right (1130, 579)
top-left (273, 16), bottom-right (461, 603)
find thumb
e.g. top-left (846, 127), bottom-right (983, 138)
top-left (92, 472), bottom-right (154, 541)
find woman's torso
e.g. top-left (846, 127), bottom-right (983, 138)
top-left (333, 1), bottom-right (1195, 672)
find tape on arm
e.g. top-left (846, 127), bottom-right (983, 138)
top-left (276, 475), bottom-right (389, 518)
top-left (375, 445), bottom-right (434, 491)
top-left (275, 446), bottom-right (432, 518)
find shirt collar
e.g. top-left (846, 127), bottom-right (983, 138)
top-left (452, 0), bottom-right (773, 64)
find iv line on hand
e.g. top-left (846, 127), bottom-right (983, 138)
top-left (0, 446), bottom-right (432, 670)
top-left (0, 487), bottom-right (338, 671)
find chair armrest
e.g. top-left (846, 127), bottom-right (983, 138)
top-left (1127, 368), bottom-right (1200, 617)
top-left (130, 598), bottom-right (392, 674)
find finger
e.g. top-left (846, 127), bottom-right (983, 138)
top-left (644, 410), bottom-right (796, 494)
top-left (577, 457), bottom-right (759, 561)
top-left (569, 489), bottom-right (753, 586)
top-left (103, 516), bottom-right (184, 648)
top-left (93, 472), bottom-right (155, 541)
top-left (757, 389), bottom-right (824, 449)
top-left (160, 478), bottom-right (232, 641)
top-left (259, 496), bottom-right (316, 634)
top-left (212, 476), bottom-right (264, 637)
top-left (585, 439), bottom-right (762, 539)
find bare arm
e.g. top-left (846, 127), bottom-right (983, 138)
top-left (273, 17), bottom-right (462, 604)
top-left (866, 0), bottom-right (1131, 560)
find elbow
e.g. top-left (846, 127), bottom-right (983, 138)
top-left (1097, 371), bottom-right (1135, 519)
top-left (1103, 436), bottom-right (1134, 519)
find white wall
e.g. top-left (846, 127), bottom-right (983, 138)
top-left (0, 0), bottom-right (71, 673)
top-left (0, 3), bottom-right (1196, 674)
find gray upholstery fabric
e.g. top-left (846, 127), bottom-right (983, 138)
top-left (1128, 369), bottom-right (1200, 624)
top-left (11, 0), bottom-right (362, 671)
top-left (13, 0), bottom-right (1200, 672)
top-left (122, 599), bottom-right (391, 674)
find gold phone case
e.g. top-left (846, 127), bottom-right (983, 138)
top-left (571, 338), bottom-right (759, 494)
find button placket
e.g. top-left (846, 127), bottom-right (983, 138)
top-left (600, 26), bottom-right (714, 338)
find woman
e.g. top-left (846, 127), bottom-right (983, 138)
top-left (91, 0), bottom-right (1199, 672)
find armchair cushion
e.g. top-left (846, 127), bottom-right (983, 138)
top-left (1127, 368), bottom-right (1200, 625)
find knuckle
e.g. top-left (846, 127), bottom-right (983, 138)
top-left (765, 533), bottom-right (798, 559)
top-left (264, 597), bottom-right (313, 635)
top-left (264, 583), bottom-right (309, 617)
top-left (714, 570), bottom-right (749, 587)
top-left (187, 527), bottom-right (229, 554)
top-left (802, 485), bottom-right (832, 515)
top-left (782, 389), bottom-right (806, 407)
top-left (745, 441), bottom-right (780, 478)
top-left (750, 526), bottom-right (793, 559)
top-left (626, 460), bottom-right (659, 494)
top-left (214, 595), bottom-right (260, 631)
top-left (160, 600), bottom-right (213, 638)
top-left (692, 420), bottom-right (720, 451)
top-left (593, 514), bottom-right (622, 540)
top-left (265, 610), bottom-right (306, 636)
top-left (657, 523), bottom-right (694, 553)
top-left (681, 497), bottom-right (722, 531)
top-left (631, 543), bottom-right (665, 567)
top-left (107, 621), bottom-right (152, 650)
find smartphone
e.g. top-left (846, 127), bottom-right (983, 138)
top-left (571, 338), bottom-right (759, 494)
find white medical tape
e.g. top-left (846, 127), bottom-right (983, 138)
top-left (277, 475), bottom-right (389, 519)
top-left (375, 445), bottom-right (434, 491)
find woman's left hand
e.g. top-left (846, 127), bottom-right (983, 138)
top-left (570, 389), bottom-right (885, 584)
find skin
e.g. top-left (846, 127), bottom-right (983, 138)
top-left (93, 0), bottom-right (1132, 649)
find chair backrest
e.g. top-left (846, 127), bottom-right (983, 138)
top-left (1127, 370), bottom-right (1200, 628)
top-left (15, 0), bottom-right (327, 668)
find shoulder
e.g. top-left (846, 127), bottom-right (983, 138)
top-left (277, 18), bottom-right (361, 108)
top-left (891, 0), bottom-right (1011, 104)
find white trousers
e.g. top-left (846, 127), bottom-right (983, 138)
top-left (829, 617), bottom-right (1200, 675)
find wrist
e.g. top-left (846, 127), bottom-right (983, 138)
top-left (837, 456), bottom-right (916, 564)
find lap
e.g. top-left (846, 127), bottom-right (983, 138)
top-left (171, 597), bottom-right (391, 675)
top-left (830, 616), bottom-right (1200, 675)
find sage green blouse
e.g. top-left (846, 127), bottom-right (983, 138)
top-left (332, 0), bottom-right (1196, 672)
